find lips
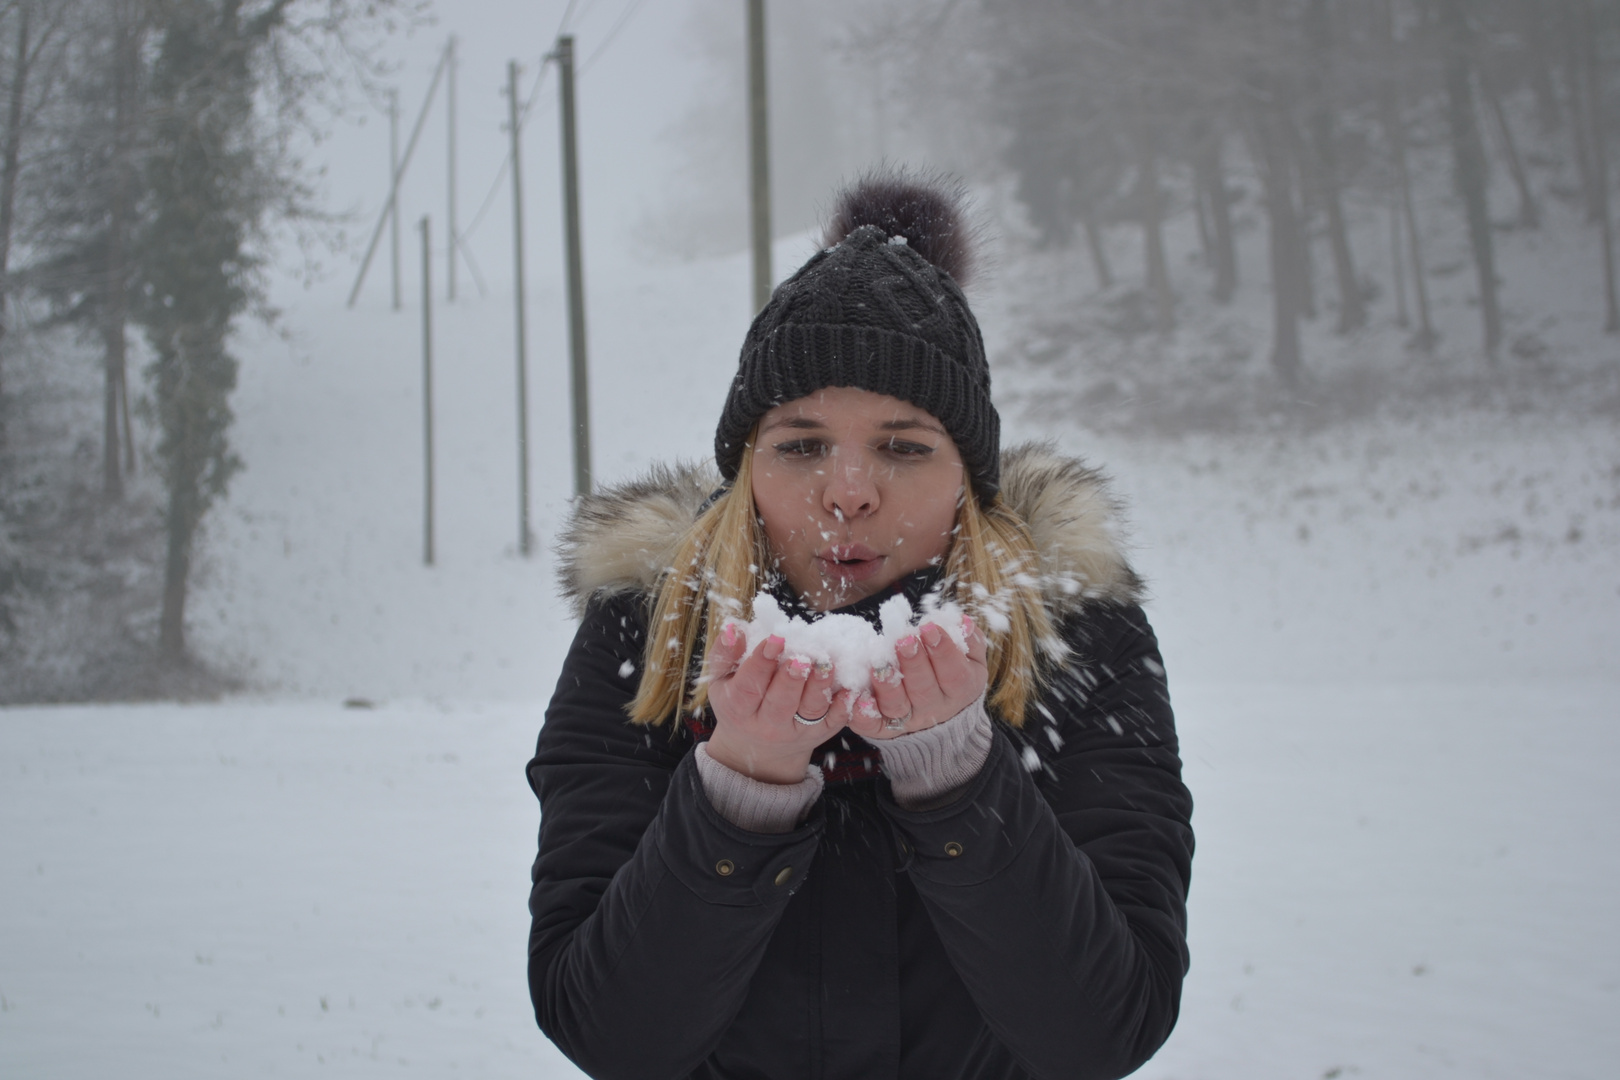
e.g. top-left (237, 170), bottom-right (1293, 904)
top-left (817, 544), bottom-right (885, 583)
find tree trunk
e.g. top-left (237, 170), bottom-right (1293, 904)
top-left (120, 358), bottom-right (136, 473)
top-left (1081, 208), bottom-right (1112, 290)
top-left (1577, 0), bottom-right (1618, 333)
top-left (103, 329), bottom-right (124, 499)
top-left (1479, 62), bottom-right (1539, 229)
top-left (1135, 139), bottom-right (1174, 333)
top-left (1251, 98), bottom-right (1303, 387)
top-left (102, 6), bottom-right (139, 497)
top-left (1440, 0), bottom-right (1502, 364)
top-left (1281, 114), bottom-right (1319, 320)
top-left (1193, 123), bottom-right (1238, 304)
top-left (1390, 199), bottom-right (1409, 329)
top-left (159, 475), bottom-right (195, 660)
top-left (1306, 0), bottom-right (1366, 334)
top-left (157, 328), bottom-right (205, 663)
top-left (1560, 5), bottom-right (1602, 224)
top-left (1521, 0), bottom-right (1563, 133)
top-left (1376, 0), bottom-right (1436, 351)
top-left (0, 4), bottom-right (30, 408)
top-left (1193, 178), bottom-right (1212, 267)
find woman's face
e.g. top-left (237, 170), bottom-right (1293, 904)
top-left (750, 387), bottom-right (965, 612)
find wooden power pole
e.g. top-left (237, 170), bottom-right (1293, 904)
top-left (556, 35), bottom-right (592, 498)
top-left (419, 215), bottom-right (435, 566)
top-left (447, 36), bottom-right (458, 303)
top-left (507, 60), bottom-right (533, 554)
top-left (746, 0), bottom-right (772, 311)
top-left (389, 89), bottom-right (402, 312)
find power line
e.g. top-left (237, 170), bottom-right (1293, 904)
top-left (461, 59), bottom-right (551, 244)
top-left (457, 0), bottom-right (645, 247)
top-left (558, 0), bottom-right (581, 34)
top-left (580, 0), bottom-right (652, 78)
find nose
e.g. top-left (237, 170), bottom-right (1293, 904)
top-left (823, 449), bottom-right (879, 521)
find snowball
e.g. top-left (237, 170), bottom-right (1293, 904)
top-left (721, 592), bottom-right (969, 694)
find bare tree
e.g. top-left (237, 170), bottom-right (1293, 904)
top-left (1573, 0), bottom-right (1617, 333)
top-left (1305, 0), bottom-right (1366, 334)
top-left (0, 0), bottom-right (66, 411)
top-left (1438, 0), bottom-right (1503, 364)
top-left (1375, 0), bottom-right (1435, 351)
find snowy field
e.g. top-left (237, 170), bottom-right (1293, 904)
top-left (5, 682), bottom-right (1617, 1078)
top-left (6, 3), bottom-right (1620, 1068)
top-left (4, 241), bottom-right (1618, 1075)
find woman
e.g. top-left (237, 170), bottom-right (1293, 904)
top-left (527, 173), bottom-right (1194, 1080)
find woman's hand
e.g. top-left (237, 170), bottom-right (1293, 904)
top-left (851, 616), bottom-right (988, 741)
top-left (704, 623), bottom-right (849, 784)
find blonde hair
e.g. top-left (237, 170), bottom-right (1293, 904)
top-left (628, 440), bottom-right (1057, 728)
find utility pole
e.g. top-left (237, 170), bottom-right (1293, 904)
top-left (389, 88), bottom-right (401, 312)
top-left (419, 215), bottom-right (435, 567)
top-left (346, 49), bottom-right (451, 308)
top-left (507, 60), bottom-right (533, 554)
top-left (447, 36), bottom-right (458, 303)
top-left (746, 0), bottom-right (772, 312)
top-left (556, 35), bottom-right (592, 498)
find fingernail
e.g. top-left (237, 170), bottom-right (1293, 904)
top-left (856, 693), bottom-right (881, 718)
top-left (962, 614), bottom-right (975, 636)
top-left (721, 623), bottom-right (738, 646)
top-left (873, 663), bottom-right (900, 685)
top-left (787, 658), bottom-right (811, 679)
top-left (921, 623), bottom-right (943, 648)
top-left (764, 635), bottom-right (785, 659)
top-left (814, 660), bottom-right (833, 677)
top-left (897, 635), bottom-right (920, 658)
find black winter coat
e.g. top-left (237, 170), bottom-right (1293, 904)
top-left (527, 445), bottom-right (1195, 1080)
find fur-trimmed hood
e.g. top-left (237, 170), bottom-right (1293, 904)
top-left (555, 442), bottom-right (1143, 617)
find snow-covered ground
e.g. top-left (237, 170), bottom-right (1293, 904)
top-left (5, 681), bottom-right (1617, 1078)
top-left (5, 246), bottom-right (1619, 1074)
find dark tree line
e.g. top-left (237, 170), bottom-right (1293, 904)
top-left (981, 0), bottom-right (1619, 383)
top-left (0, 0), bottom-right (408, 663)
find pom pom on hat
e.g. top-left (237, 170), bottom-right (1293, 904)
top-left (822, 169), bottom-right (976, 287)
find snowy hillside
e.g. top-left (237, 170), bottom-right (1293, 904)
top-left (5, 0), bottom-right (1620, 1070)
top-left (5, 204), bottom-right (1619, 1076)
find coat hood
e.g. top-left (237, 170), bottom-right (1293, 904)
top-left (555, 442), bottom-right (1143, 617)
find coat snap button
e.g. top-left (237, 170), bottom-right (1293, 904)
top-left (944, 842), bottom-right (964, 857)
top-left (773, 866), bottom-right (793, 886)
top-left (715, 859), bottom-right (735, 876)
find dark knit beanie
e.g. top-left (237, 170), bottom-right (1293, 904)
top-left (714, 172), bottom-right (1001, 502)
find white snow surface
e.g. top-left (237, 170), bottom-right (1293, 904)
top-left (6, 39), bottom-right (1620, 1079)
top-left (4, 235), bottom-right (1618, 1075)
top-left (724, 591), bottom-right (969, 692)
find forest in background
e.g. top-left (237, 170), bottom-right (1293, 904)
top-left (845, 0), bottom-right (1620, 378)
top-left (0, 0), bottom-right (411, 700)
top-left (1, 0), bottom-right (1617, 702)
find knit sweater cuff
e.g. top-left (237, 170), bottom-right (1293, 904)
top-left (875, 696), bottom-right (994, 810)
top-left (693, 742), bottom-right (825, 835)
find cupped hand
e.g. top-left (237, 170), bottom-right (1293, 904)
top-left (703, 622), bottom-right (851, 784)
top-left (849, 616), bottom-right (988, 741)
